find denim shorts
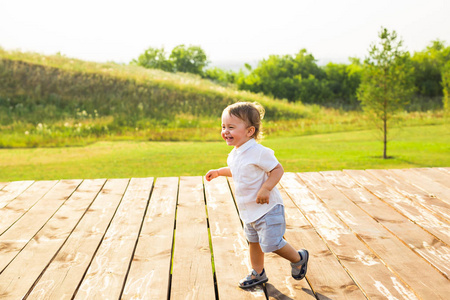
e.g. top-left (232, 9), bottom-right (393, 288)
top-left (244, 204), bottom-right (287, 253)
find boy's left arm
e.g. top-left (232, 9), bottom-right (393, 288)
top-left (256, 163), bottom-right (284, 204)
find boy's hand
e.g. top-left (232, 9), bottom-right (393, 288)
top-left (205, 167), bottom-right (232, 181)
top-left (256, 187), bottom-right (270, 204)
top-left (205, 169), bottom-right (219, 182)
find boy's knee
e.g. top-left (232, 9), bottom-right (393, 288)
top-left (261, 238), bottom-right (287, 253)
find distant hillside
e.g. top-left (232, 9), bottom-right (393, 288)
top-left (0, 49), bottom-right (310, 127)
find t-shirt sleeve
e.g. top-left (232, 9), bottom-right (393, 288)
top-left (257, 147), bottom-right (279, 172)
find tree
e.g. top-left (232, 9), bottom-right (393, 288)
top-left (411, 40), bottom-right (450, 98)
top-left (169, 45), bottom-right (209, 75)
top-left (236, 54), bottom-right (299, 101)
top-left (357, 27), bottom-right (415, 159)
top-left (131, 45), bottom-right (209, 76)
top-left (324, 59), bottom-right (362, 108)
top-left (131, 47), bottom-right (173, 72)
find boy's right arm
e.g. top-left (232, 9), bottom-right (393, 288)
top-left (205, 167), bottom-right (232, 181)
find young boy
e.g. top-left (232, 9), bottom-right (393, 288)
top-left (205, 102), bottom-right (309, 288)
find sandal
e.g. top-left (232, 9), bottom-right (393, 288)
top-left (291, 249), bottom-right (309, 280)
top-left (238, 269), bottom-right (268, 288)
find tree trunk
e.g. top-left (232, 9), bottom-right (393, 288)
top-left (383, 116), bottom-right (387, 159)
top-left (383, 71), bottom-right (388, 159)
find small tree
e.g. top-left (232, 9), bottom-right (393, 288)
top-left (357, 27), bottom-right (415, 159)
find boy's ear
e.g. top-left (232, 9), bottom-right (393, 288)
top-left (247, 126), bottom-right (255, 137)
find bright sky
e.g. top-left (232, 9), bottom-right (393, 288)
top-left (1, 0), bottom-right (449, 67)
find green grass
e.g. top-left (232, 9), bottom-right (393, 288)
top-left (1, 124), bottom-right (448, 181)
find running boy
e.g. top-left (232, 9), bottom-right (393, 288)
top-left (205, 102), bottom-right (309, 288)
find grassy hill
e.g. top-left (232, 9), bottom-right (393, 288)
top-left (0, 49), bottom-right (310, 120)
top-left (0, 48), bottom-right (318, 147)
top-left (0, 48), bottom-right (445, 148)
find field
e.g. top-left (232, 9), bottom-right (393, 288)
top-left (1, 124), bottom-right (448, 181)
top-left (1, 50), bottom-right (448, 182)
top-left (1, 49), bottom-right (445, 147)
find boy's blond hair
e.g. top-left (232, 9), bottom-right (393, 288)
top-left (223, 102), bottom-right (265, 141)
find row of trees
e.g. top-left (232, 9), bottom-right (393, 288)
top-left (133, 29), bottom-right (450, 159)
top-left (230, 51), bottom-right (362, 107)
top-left (133, 36), bottom-right (450, 111)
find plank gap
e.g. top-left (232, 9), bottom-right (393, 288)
top-left (203, 177), bottom-right (221, 300)
top-left (167, 177), bottom-right (180, 300)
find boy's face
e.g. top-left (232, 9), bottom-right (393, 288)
top-left (221, 113), bottom-right (255, 148)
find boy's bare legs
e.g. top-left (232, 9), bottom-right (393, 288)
top-left (249, 242), bottom-right (265, 274)
top-left (274, 243), bottom-right (302, 267)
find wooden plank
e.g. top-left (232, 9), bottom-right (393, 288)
top-left (323, 171), bottom-right (450, 280)
top-left (0, 180), bottom-right (34, 209)
top-left (280, 173), bottom-right (418, 300)
top-left (302, 171), bottom-right (449, 299)
top-left (0, 179), bottom-right (105, 300)
top-left (413, 167), bottom-right (450, 188)
top-left (345, 169), bottom-right (450, 245)
top-left (390, 169), bottom-right (450, 205)
top-left (367, 169), bottom-right (450, 222)
top-left (122, 177), bottom-right (178, 300)
top-left (278, 184), bottom-right (364, 299)
top-left (0, 180), bottom-right (82, 273)
top-left (204, 176), bottom-right (266, 299)
top-left (27, 179), bottom-right (128, 300)
top-left (0, 180), bottom-right (57, 235)
top-left (170, 176), bottom-right (215, 299)
top-left (74, 177), bottom-right (153, 299)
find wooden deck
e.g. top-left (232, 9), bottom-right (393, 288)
top-left (0, 168), bottom-right (449, 299)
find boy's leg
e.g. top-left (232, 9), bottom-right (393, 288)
top-left (239, 242), bottom-right (268, 288)
top-left (274, 242), bottom-right (309, 280)
top-left (249, 242), bottom-right (265, 274)
top-left (273, 242), bottom-right (301, 264)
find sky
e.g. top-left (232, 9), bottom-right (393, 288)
top-left (1, 0), bottom-right (449, 69)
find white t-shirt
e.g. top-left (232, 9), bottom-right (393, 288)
top-left (227, 138), bottom-right (284, 223)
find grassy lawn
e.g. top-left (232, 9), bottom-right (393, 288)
top-left (0, 124), bottom-right (448, 181)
